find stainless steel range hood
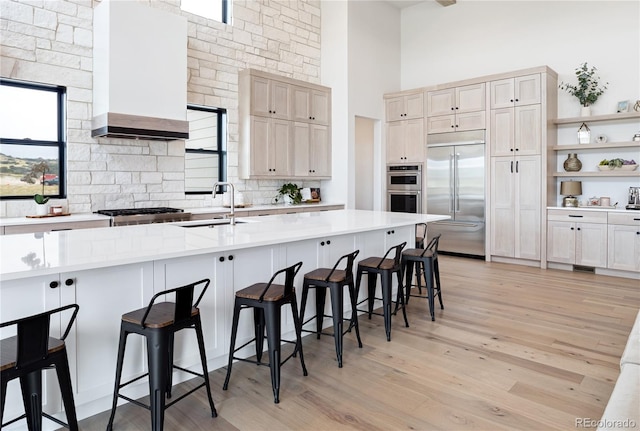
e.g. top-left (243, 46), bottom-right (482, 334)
top-left (92, 1), bottom-right (188, 141)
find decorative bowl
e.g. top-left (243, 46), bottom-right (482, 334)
top-left (598, 164), bottom-right (638, 171)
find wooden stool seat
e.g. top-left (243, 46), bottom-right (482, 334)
top-left (303, 268), bottom-right (349, 283)
top-left (121, 303), bottom-right (199, 328)
top-left (236, 283), bottom-right (287, 301)
top-left (357, 257), bottom-right (397, 270)
top-left (402, 248), bottom-right (435, 258)
top-left (0, 337), bottom-right (65, 372)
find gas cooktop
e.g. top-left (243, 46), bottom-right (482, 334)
top-left (95, 207), bottom-right (184, 217)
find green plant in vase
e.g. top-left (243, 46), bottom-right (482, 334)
top-left (275, 182), bottom-right (302, 205)
top-left (30, 161), bottom-right (50, 210)
top-left (559, 62), bottom-right (608, 115)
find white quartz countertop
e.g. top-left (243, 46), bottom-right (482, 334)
top-left (0, 202), bottom-right (344, 227)
top-left (0, 210), bottom-right (449, 281)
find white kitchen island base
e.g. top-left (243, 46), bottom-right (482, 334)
top-left (0, 210), bottom-right (449, 429)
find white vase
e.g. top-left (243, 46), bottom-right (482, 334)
top-left (35, 204), bottom-right (49, 216)
top-left (580, 106), bottom-right (592, 117)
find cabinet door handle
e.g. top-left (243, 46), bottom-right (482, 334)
top-left (327, 240), bottom-right (331, 245)
top-left (510, 161), bottom-right (513, 173)
top-left (50, 281), bottom-right (59, 289)
top-left (570, 227), bottom-right (574, 230)
top-left (320, 241), bottom-right (325, 246)
top-left (577, 227), bottom-right (581, 231)
top-left (219, 256), bottom-right (225, 262)
top-left (568, 215), bottom-right (584, 218)
top-left (65, 278), bottom-right (74, 286)
top-left (515, 98), bottom-right (519, 102)
top-left (634, 218), bottom-right (640, 221)
top-left (510, 99), bottom-right (514, 103)
top-left (228, 255), bottom-right (234, 261)
top-left (515, 161), bottom-right (519, 173)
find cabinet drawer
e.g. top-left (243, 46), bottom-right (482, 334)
top-left (608, 212), bottom-right (640, 226)
top-left (547, 209), bottom-right (607, 224)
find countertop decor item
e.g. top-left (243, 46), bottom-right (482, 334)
top-left (559, 62), bottom-right (608, 116)
top-left (560, 180), bottom-right (582, 207)
top-left (577, 122), bottom-right (591, 144)
top-left (598, 158), bottom-right (637, 170)
top-left (634, 100), bottom-right (640, 112)
top-left (29, 161), bottom-right (50, 215)
top-left (275, 182), bottom-right (303, 205)
top-left (616, 100), bottom-right (630, 113)
top-left (595, 134), bottom-right (608, 144)
top-left (563, 153), bottom-right (582, 172)
top-left (633, 132), bottom-right (640, 142)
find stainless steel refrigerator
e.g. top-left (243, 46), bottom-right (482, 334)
top-left (426, 130), bottom-right (485, 257)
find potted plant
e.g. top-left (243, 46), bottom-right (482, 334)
top-left (31, 161), bottom-right (50, 215)
top-left (559, 62), bottom-right (608, 116)
top-left (276, 183), bottom-right (302, 205)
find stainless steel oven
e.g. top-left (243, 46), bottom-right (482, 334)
top-left (387, 164), bottom-right (422, 213)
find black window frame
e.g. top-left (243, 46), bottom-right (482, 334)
top-left (222, 0), bottom-right (230, 24)
top-left (0, 78), bottom-right (67, 201)
top-left (184, 104), bottom-right (227, 195)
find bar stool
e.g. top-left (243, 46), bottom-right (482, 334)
top-left (401, 234), bottom-right (443, 321)
top-left (299, 250), bottom-right (362, 368)
top-left (223, 262), bottom-right (307, 404)
top-left (106, 279), bottom-right (217, 431)
top-left (1, 304), bottom-right (80, 431)
top-left (354, 242), bottom-right (408, 341)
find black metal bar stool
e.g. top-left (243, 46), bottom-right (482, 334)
top-left (401, 234), bottom-right (444, 321)
top-left (106, 279), bottom-right (216, 431)
top-left (354, 242), bottom-right (408, 341)
top-left (299, 250), bottom-right (362, 368)
top-left (223, 262), bottom-right (307, 404)
top-left (1, 304), bottom-right (80, 431)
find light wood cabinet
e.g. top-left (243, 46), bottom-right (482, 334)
top-left (426, 83), bottom-right (485, 134)
top-left (491, 155), bottom-right (541, 260)
top-left (292, 86), bottom-right (330, 125)
top-left (490, 104), bottom-right (541, 156)
top-left (293, 122), bottom-right (331, 178)
top-left (248, 116), bottom-right (293, 178)
top-left (546, 210), bottom-right (608, 268)
top-left (607, 212), bottom-right (640, 271)
top-left (386, 92), bottom-right (424, 122)
top-left (386, 118), bottom-right (424, 163)
top-left (240, 69), bottom-right (332, 179)
top-left (250, 75), bottom-right (291, 119)
top-left (490, 74), bottom-right (541, 109)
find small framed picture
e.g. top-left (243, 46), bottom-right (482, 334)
top-left (616, 100), bottom-right (629, 113)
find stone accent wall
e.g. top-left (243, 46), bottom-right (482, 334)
top-left (0, 0), bottom-right (322, 217)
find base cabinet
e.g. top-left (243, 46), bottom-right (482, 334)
top-left (547, 210), bottom-right (608, 268)
top-left (491, 155), bottom-right (541, 260)
top-left (607, 213), bottom-right (640, 271)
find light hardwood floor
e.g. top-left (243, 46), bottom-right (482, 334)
top-left (77, 256), bottom-right (639, 430)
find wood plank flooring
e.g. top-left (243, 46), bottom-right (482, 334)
top-left (76, 256), bottom-right (639, 430)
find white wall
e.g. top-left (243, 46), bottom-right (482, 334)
top-left (321, 0), bottom-right (401, 210)
top-left (355, 116), bottom-right (375, 210)
top-left (401, 1), bottom-right (640, 118)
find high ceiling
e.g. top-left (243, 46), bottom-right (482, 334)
top-left (384, 0), bottom-right (455, 9)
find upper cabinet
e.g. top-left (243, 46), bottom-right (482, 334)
top-left (239, 69), bottom-right (332, 180)
top-left (426, 83), bottom-right (486, 134)
top-left (490, 74), bottom-right (541, 109)
top-left (386, 92), bottom-right (424, 122)
top-left (292, 86), bottom-right (331, 125)
top-left (250, 76), bottom-right (291, 120)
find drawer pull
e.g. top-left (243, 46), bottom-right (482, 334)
top-left (634, 218), bottom-right (640, 221)
top-left (568, 215), bottom-right (583, 218)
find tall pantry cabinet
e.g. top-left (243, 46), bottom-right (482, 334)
top-left (489, 69), bottom-right (557, 266)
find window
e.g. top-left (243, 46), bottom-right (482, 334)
top-left (0, 79), bottom-right (66, 200)
top-left (180, 0), bottom-right (230, 24)
top-left (185, 105), bottom-right (227, 194)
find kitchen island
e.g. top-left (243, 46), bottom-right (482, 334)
top-left (0, 210), bottom-right (448, 428)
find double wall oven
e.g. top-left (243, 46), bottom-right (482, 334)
top-left (387, 164), bottom-right (422, 213)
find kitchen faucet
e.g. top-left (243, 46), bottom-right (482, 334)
top-left (213, 181), bottom-right (236, 225)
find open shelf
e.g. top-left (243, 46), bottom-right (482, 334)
top-left (553, 111), bottom-right (640, 125)
top-left (553, 171), bottom-right (640, 177)
top-left (552, 141), bottom-right (640, 151)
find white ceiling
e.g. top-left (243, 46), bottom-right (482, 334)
top-left (384, 0), bottom-right (427, 9)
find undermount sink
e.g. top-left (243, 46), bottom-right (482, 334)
top-left (178, 219), bottom-right (247, 228)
